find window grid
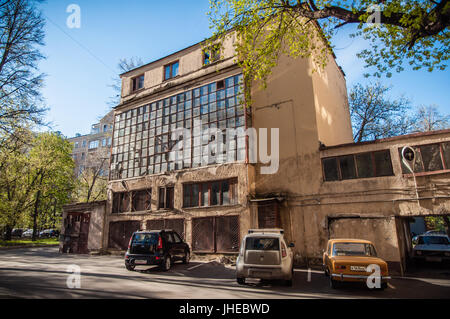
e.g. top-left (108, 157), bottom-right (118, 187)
top-left (111, 74), bottom-right (246, 180)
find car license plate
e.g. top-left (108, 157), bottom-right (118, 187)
top-left (426, 257), bottom-right (442, 262)
top-left (253, 271), bottom-right (271, 277)
top-left (350, 266), bottom-right (367, 272)
top-left (134, 260), bottom-right (148, 265)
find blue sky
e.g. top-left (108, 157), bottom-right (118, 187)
top-left (38, 0), bottom-right (449, 138)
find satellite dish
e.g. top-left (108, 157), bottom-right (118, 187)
top-left (401, 146), bottom-right (416, 174)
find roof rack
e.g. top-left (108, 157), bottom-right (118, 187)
top-left (248, 229), bottom-right (284, 235)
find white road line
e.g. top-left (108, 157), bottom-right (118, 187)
top-left (187, 263), bottom-right (206, 271)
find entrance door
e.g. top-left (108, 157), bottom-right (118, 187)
top-left (78, 213), bottom-right (90, 254)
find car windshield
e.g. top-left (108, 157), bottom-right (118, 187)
top-left (245, 237), bottom-right (280, 251)
top-left (333, 242), bottom-right (377, 257)
top-left (418, 236), bottom-right (449, 245)
top-left (132, 233), bottom-right (159, 245)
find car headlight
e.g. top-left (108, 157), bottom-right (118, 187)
top-left (416, 251), bottom-right (422, 256)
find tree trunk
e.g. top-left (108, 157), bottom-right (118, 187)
top-left (32, 189), bottom-right (41, 242)
top-left (3, 225), bottom-right (12, 241)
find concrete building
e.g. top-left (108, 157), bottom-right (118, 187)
top-left (68, 110), bottom-right (114, 177)
top-left (101, 33), bottom-right (352, 257)
top-left (61, 33), bottom-right (450, 276)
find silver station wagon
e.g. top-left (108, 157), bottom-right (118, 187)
top-left (236, 229), bottom-right (295, 286)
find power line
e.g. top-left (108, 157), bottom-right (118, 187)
top-left (43, 14), bottom-right (117, 75)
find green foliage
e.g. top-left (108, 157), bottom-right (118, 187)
top-left (0, 130), bottom-right (75, 237)
top-left (209, 0), bottom-right (329, 105)
top-left (208, 0), bottom-right (449, 97)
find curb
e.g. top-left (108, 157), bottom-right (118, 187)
top-left (0, 244), bottom-right (59, 251)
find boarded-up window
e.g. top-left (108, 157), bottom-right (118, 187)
top-left (323, 158), bottom-right (339, 181)
top-left (339, 155), bottom-right (357, 180)
top-left (132, 189), bottom-right (151, 212)
top-left (374, 150), bottom-right (394, 176)
top-left (192, 217), bottom-right (215, 252)
top-left (420, 144), bottom-right (443, 172)
top-left (216, 216), bottom-right (240, 253)
top-left (191, 216), bottom-right (239, 253)
top-left (258, 201), bottom-right (281, 229)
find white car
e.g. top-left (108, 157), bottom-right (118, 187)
top-left (21, 229), bottom-right (33, 238)
top-left (236, 229), bottom-right (294, 286)
top-left (413, 235), bottom-right (450, 263)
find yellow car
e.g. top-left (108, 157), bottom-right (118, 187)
top-left (323, 239), bottom-right (390, 290)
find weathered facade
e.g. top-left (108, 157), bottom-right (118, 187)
top-left (61, 33), bottom-right (450, 277)
top-left (100, 33), bottom-right (352, 259)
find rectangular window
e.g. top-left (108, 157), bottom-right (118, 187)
top-left (132, 74), bottom-right (145, 92)
top-left (89, 140), bottom-right (99, 149)
top-left (373, 150), bottom-right (394, 176)
top-left (132, 189), bottom-right (151, 212)
top-left (203, 46), bottom-right (221, 65)
top-left (183, 179), bottom-right (237, 208)
top-left (339, 155), bottom-right (356, 180)
top-left (323, 150), bottom-right (394, 181)
top-left (442, 142), bottom-right (450, 169)
top-left (420, 144), bottom-right (443, 172)
top-left (164, 61), bottom-right (179, 81)
top-left (323, 158), bottom-right (339, 181)
top-left (158, 186), bottom-right (174, 210)
top-left (355, 153), bottom-right (374, 178)
top-left (112, 192), bottom-right (130, 214)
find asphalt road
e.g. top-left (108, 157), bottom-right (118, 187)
top-left (0, 247), bottom-right (449, 299)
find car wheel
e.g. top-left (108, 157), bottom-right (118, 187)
top-left (125, 263), bottom-right (135, 271)
top-left (183, 251), bottom-right (190, 264)
top-left (237, 277), bottom-right (245, 285)
top-left (329, 277), bottom-right (340, 289)
top-left (162, 256), bottom-right (171, 271)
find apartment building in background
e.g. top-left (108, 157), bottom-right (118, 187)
top-left (68, 110), bottom-right (114, 178)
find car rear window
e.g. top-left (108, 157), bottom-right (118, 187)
top-left (333, 243), bottom-right (377, 257)
top-left (418, 236), bottom-right (449, 245)
top-left (245, 237), bottom-right (280, 251)
top-left (132, 233), bottom-right (159, 245)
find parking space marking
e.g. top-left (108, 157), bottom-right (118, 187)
top-left (187, 263), bottom-right (207, 271)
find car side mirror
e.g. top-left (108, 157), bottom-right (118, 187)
top-left (289, 242), bottom-right (295, 248)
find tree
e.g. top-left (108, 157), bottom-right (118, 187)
top-left (26, 132), bottom-right (75, 240)
top-left (350, 82), bottom-right (411, 142)
top-left (108, 57), bottom-right (143, 107)
top-left (0, 131), bottom-right (74, 240)
top-left (410, 105), bottom-right (450, 132)
top-left (0, 128), bottom-right (36, 239)
top-left (208, 0), bottom-right (449, 100)
top-left (0, 0), bottom-right (47, 136)
top-left (72, 147), bottom-right (109, 203)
